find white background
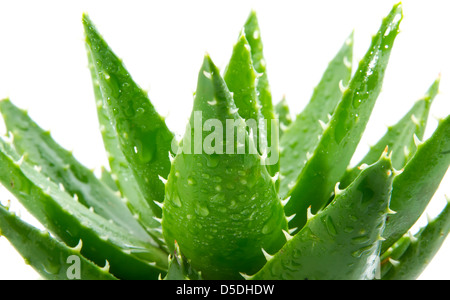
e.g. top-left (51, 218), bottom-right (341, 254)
top-left (0, 0), bottom-right (448, 279)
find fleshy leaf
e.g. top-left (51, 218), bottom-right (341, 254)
top-left (0, 99), bottom-right (153, 240)
top-left (284, 3), bottom-right (403, 230)
top-left (279, 32), bottom-right (353, 199)
top-left (223, 32), bottom-right (261, 151)
top-left (0, 203), bottom-right (117, 280)
top-left (85, 47), bottom-right (161, 233)
top-left (243, 11), bottom-right (279, 178)
top-left (162, 55), bottom-right (287, 280)
top-left (224, 33), bottom-right (260, 127)
top-left (252, 155), bottom-right (394, 280)
top-left (0, 138), bottom-right (168, 279)
top-left (381, 115), bottom-right (450, 253)
top-left (381, 201), bottom-right (450, 280)
top-left (341, 76), bottom-right (440, 188)
top-left (83, 14), bottom-right (174, 218)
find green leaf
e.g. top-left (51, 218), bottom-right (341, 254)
top-left (252, 154), bottom-right (394, 280)
top-left (243, 11), bottom-right (279, 178)
top-left (278, 32), bottom-right (353, 199)
top-left (224, 33), bottom-right (260, 128)
top-left (381, 201), bottom-right (450, 280)
top-left (0, 138), bottom-right (167, 279)
top-left (86, 46), bottom-right (162, 234)
top-left (224, 32), bottom-right (263, 152)
top-left (162, 55), bottom-right (287, 280)
top-left (284, 3), bottom-right (403, 230)
top-left (381, 115), bottom-right (450, 253)
top-left (0, 98), bottom-right (153, 240)
top-left (0, 203), bottom-right (117, 280)
top-left (340, 76), bottom-right (440, 188)
top-left (83, 14), bottom-right (174, 218)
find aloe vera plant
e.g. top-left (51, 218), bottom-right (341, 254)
top-left (0, 3), bottom-right (449, 280)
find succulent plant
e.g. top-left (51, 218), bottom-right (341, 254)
top-left (0, 2), bottom-right (448, 280)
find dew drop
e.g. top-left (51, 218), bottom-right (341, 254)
top-left (229, 200), bottom-right (237, 209)
top-left (352, 235), bottom-right (370, 245)
top-left (187, 177), bottom-right (196, 186)
top-left (206, 155), bottom-right (220, 168)
top-left (195, 204), bottom-right (210, 217)
top-left (171, 192), bottom-right (182, 208)
top-left (43, 260), bottom-right (61, 275)
top-left (261, 224), bottom-right (271, 234)
top-left (351, 245), bottom-right (373, 258)
top-left (353, 98), bottom-right (362, 108)
top-left (324, 215), bottom-right (337, 236)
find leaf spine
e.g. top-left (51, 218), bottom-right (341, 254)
top-left (410, 114), bottom-right (420, 126)
top-left (339, 79), bottom-right (348, 93)
top-left (358, 163), bottom-right (369, 170)
top-left (158, 175), bottom-right (168, 185)
top-left (408, 231), bottom-right (418, 243)
top-left (334, 182), bottom-right (344, 196)
top-left (282, 229), bottom-right (293, 241)
top-left (386, 207), bottom-right (397, 215)
top-left (153, 200), bottom-right (164, 209)
top-left (343, 56), bottom-right (352, 68)
top-left (280, 196), bottom-right (291, 207)
top-left (70, 239), bottom-right (83, 253)
top-left (388, 258), bottom-right (401, 267)
top-left (261, 248), bottom-right (274, 261)
top-left (318, 119), bottom-right (328, 131)
top-left (100, 260), bottom-right (110, 273)
top-left (288, 227), bottom-right (298, 234)
top-left (15, 155), bottom-right (25, 166)
top-left (153, 216), bottom-right (163, 224)
top-left (271, 172), bottom-right (280, 184)
top-left (306, 205), bottom-right (315, 220)
top-left (286, 213), bottom-right (296, 223)
top-left (413, 134), bottom-right (423, 147)
top-left (239, 272), bottom-right (253, 280)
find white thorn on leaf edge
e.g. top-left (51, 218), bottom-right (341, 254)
top-left (71, 239), bottom-right (83, 253)
top-left (339, 79), bottom-right (348, 93)
top-left (410, 114), bottom-right (420, 126)
top-left (281, 196), bottom-right (291, 207)
top-left (318, 119), bottom-right (328, 131)
top-left (261, 248), bottom-right (274, 261)
top-left (334, 182), bottom-right (344, 197)
top-left (100, 260), bottom-right (110, 272)
top-left (389, 258), bottom-right (401, 267)
top-left (286, 214), bottom-right (296, 223)
top-left (282, 229), bottom-right (293, 241)
top-left (408, 231), bottom-right (418, 243)
top-left (158, 175), bottom-right (168, 185)
top-left (154, 200), bottom-right (164, 209)
top-left (239, 272), bottom-right (253, 280)
top-left (413, 134), bottom-right (423, 147)
top-left (306, 206), bottom-right (315, 220)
